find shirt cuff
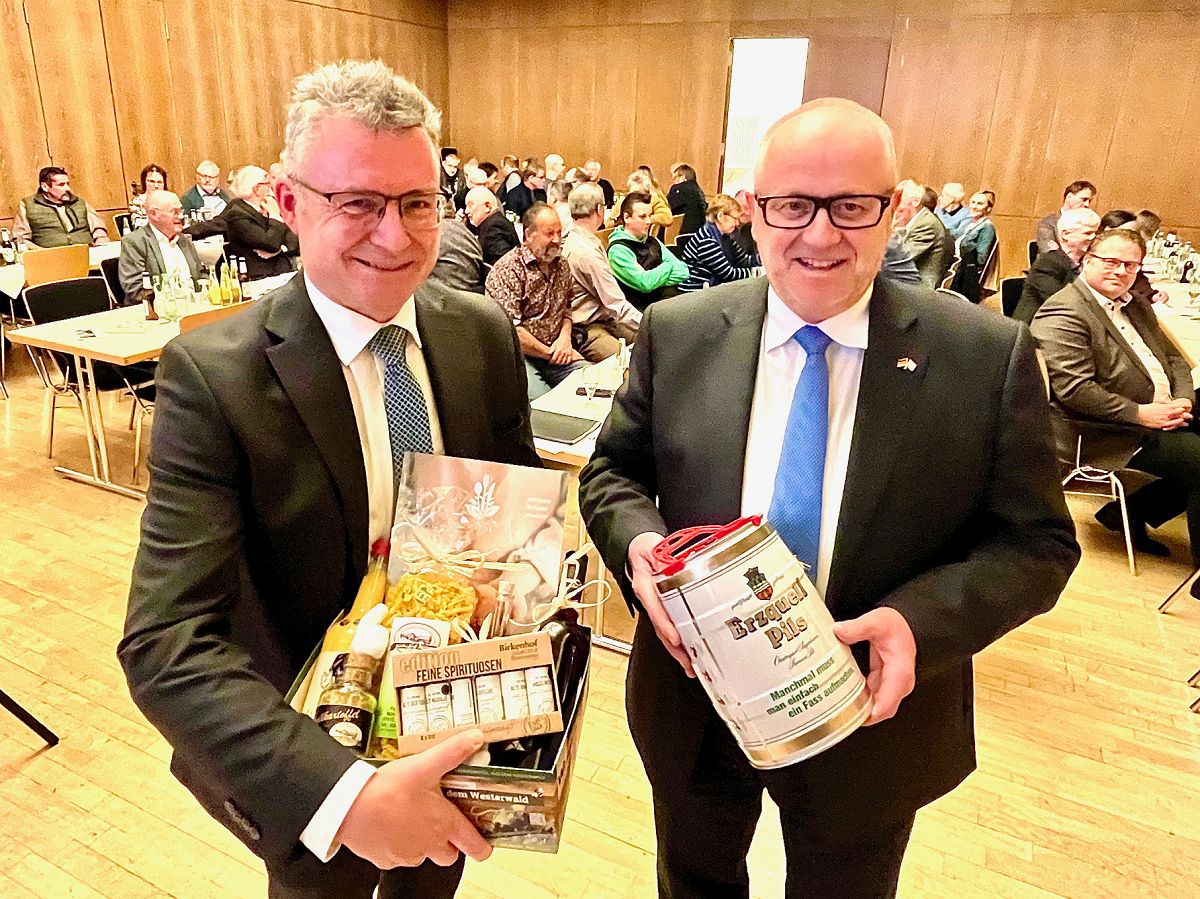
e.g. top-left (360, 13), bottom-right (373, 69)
top-left (299, 760), bottom-right (376, 862)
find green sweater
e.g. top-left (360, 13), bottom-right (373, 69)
top-left (607, 226), bottom-right (689, 292)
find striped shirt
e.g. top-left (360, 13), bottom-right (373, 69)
top-left (679, 222), bottom-right (758, 291)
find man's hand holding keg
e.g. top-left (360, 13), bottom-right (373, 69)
top-left (628, 532), bottom-right (695, 677)
top-left (832, 608), bottom-right (917, 725)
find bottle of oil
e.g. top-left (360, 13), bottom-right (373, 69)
top-left (314, 653), bottom-right (378, 753)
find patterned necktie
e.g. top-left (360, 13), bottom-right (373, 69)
top-left (367, 325), bottom-right (435, 488)
top-left (767, 325), bottom-right (834, 577)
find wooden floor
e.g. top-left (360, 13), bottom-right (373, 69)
top-left (0, 348), bottom-right (1198, 899)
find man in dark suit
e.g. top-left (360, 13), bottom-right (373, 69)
top-left (1032, 228), bottom-right (1199, 577)
top-left (503, 159), bottom-right (547, 220)
top-left (464, 187), bottom-right (519, 266)
top-left (119, 60), bottom-right (537, 899)
top-left (1013, 206), bottom-right (1099, 324)
top-left (116, 190), bottom-right (203, 301)
top-left (892, 180), bottom-right (953, 289)
top-left (582, 159), bottom-right (615, 208)
top-left (579, 99), bottom-right (1078, 898)
top-left (181, 159), bottom-right (231, 218)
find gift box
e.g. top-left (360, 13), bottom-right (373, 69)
top-left (287, 623), bottom-right (591, 853)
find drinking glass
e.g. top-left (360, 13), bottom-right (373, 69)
top-left (581, 366), bottom-right (601, 406)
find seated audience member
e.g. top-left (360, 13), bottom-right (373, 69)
top-left (129, 164), bottom-right (168, 230)
top-left (606, 190), bottom-right (689, 309)
top-left (1097, 210), bottom-right (1167, 305)
top-left (1034, 180), bottom-right (1097, 255)
top-left (547, 179), bottom-right (573, 236)
top-left (181, 160), bottom-right (230, 218)
top-left (455, 165), bottom-right (489, 212)
top-left (729, 189), bottom-right (757, 259)
top-left (882, 233), bottom-right (922, 284)
top-left (545, 153), bottom-right (565, 183)
top-left (486, 203), bottom-right (586, 398)
top-left (1014, 207), bottom-right (1099, 323)
top-left (498, 155), bottom-right (522, 203)
top-left (950, 190), bottom-right (998, 303)
top-left (618, 171), bottom-right (672, 229)
top-left (224, 165), bottom-right (299, 279)
top-left (935, 182), bottom-right (971, 238)
top-left (14, 166), bottom-right (109, 247)
top-left (465, 186), bottom-right (520, 266)
top-left (679, 194), bottom-right (758, 291)
top-left (478, 161), bottom-right (501, 195)
top-left (1134, 209), bottom-right (1161, 242)
top-left (1031, 227), bottom-right (1199, 576)
top-left (667, 164), bottom-right (708, 234)
top-left (439, 148), bottom-right (465, 201)
top-left (117, 190), bottom-right (202, 302)
top-left (562, 183), bottom-right (641, 362)
top-left (582, 159), bottom-right (615, 207)
top-left (430, 197), bottom-right (485, 294)
top-left (505, 158), bottom-right (548, 219)
top-left (893, 179), bottom-right (953, 288)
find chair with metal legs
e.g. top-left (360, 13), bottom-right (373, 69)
top-left (1061, 435), bottom-right (1138, 575)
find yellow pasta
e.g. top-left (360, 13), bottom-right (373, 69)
top-left (384, 572), bottom-right (478, 642)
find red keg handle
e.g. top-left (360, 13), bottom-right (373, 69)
top-left (651, 515), bottom-right (762, 576)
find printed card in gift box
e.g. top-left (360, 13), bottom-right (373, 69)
top-left (388, 453), bottom-right (570, 636)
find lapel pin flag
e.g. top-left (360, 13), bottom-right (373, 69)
top-left (896, 357), bottom-right (917, 372)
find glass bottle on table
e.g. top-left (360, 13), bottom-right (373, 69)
top-left (141, 271), bottom-right (158, 321)
top-left (0, 228), bottom-right (14, 265)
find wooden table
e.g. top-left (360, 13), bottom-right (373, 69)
top-left (1150, 278), bottom-right (1200, 370)
top-left (530, 355), bottom-right (636, 652)
top-left (6, 274), bottom-right (288, 497)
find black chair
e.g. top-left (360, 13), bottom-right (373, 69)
top-left (1000, 276), bottom-right (1025, 318)
top-left (114, 212), bottom-right (134, 237)
top-left (99, 256), bottom-right (124, 307)
top-left (673, 232), bottom-right (695, 254)
top-left (23, 277), bottom-right (155, 464)
top-left (1027, 240), bottom-right (1039, 269)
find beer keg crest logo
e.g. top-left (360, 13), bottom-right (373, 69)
top-left (745, 567), bottom-right (773, 601)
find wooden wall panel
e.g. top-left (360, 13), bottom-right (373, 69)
top-left (25, 0), bottom-right (124, 210)
top-left (162, 0), bottom-right (231, 185)
top-left (0, 0), bottom-right (51, 222)
top-left (101, 0), bottom-right (183, 201)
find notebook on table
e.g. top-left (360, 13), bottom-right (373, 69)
top-left (531, 409), bottom-right (601, 445)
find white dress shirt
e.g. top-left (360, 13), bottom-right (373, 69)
top-left (740, 285), bottom-right (872, 596)
top-left (149, 224), bottom-right (190, 281)
top-left (1083, 281), bottom-right (1172, 403)
top-left (299, 274), bottom-right (444, 862)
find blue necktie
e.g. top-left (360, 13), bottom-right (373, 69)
top-left (768, 325), bottom-right (833, 576)
top-left (367, 325), bottom-right (435, 487)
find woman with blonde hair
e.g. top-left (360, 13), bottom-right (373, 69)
top-left (622, 169), bottom-right (672, 227)
top-left (222, 164), bottom-right (299, 279)
top-left (949, 190), bottom-right (998, 303)
top-left (679, 193), bottom-right (759, 291)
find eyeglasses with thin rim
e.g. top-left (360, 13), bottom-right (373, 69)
top-left (1086, 253), bottom-right (1142, 273)
top-left (756, 193), bottom-right (892, 230)
top-left (288, 173), bottom-right (441, 230)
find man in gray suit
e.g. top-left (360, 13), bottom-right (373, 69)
top-left (119, 60), bottom-right (535, 898)
top-left (429, 205), bottom-right (485, 294)
top-left (116, 190), bottom-right (202, 302)
top-left (1032, 227), bottom-right (1199, 574)
top-left (580, 99), bottom-right (1077, 898)
top-left (893, 180), bottom-right (953, 289)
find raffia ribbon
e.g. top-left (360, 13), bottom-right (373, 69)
top-left (396, 526), bottom-right (524, 580)
top-left (526, 542), bottom-right (612, 629)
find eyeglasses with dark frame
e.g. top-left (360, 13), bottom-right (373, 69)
top-left (1086, 253), bottom-right (1142, 273)
top-left (755, 194), bottom-right (892, 230)
top-left (288, 173), bottom-right (441, 230)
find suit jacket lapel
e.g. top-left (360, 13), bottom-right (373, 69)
top-left (142, 227), bottom-right (166, 274)
top-left (180, 237), bottom-right (202, 281)
top-left (712, 279), bottom-right (768, 520)
top-left (827, 277), bottom-right (927, 602)
top-left (264, 278), bottom-right (369, 569)
top-left (414, 281), bottom-right (491, 458)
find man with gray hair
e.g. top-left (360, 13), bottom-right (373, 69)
top-left (582, 159), bottom-right (615, 207)
top-left (181, 160), bottom-right (230, 217)
top-left (935, 182), bottom-right (970, 238)
top-left (116, 189), bottom-right (202, 301)
top-left (1014, 205), bottom-right (1100, 324)
top-left (893, 178), bottom-right (953, 289)
top-left (580, 97), bottom-right (1076, 896)
top-left (464, 186), bottom-right (519, 265)
top-left (120, 59), bottom-right (539, 898)
top-left (561, 182), bottom-right (640, 361)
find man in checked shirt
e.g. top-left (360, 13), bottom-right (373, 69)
top-left (486, 202), bottom-right (588, 399)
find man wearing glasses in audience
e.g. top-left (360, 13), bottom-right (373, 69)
top-left (1032, 229), bottom-right (1199, 575)
top-left (181, 160), bottom-right (230, 218)
top-left (121, 60), bottom-right (538, 899)
top-left (580, 98), bottom-right (1078, 898)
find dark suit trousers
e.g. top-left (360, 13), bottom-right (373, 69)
top-left (266, 852), bottom-right (463, 899)
top-left (1127, 417), bottom-right (1200, 564)
top-left (649, 719), bottom-right (914, 899)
